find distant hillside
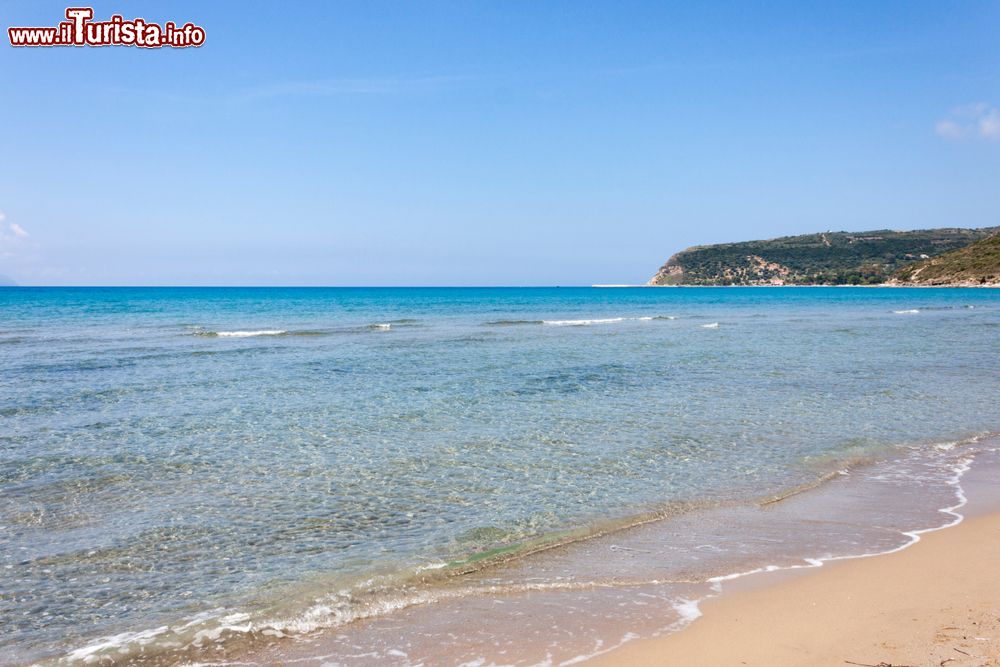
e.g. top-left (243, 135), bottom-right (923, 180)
top-left (892, 233), bottom-right (1000, 286)
top-left (647, 227), bottom-right (1000, 286)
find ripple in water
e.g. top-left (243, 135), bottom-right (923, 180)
top-left (1, 286), bottom-right (998, 664)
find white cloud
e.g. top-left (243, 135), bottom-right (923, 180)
top-left (934, 119), bottom-right (965, 139)
top-left (0, 212), bottom-right (30, 248)
top-left (979, 107), bottom-right (1000, 139)
top-left (935, 103), bottom-right (1000, 141)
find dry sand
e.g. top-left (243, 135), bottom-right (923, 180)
top-left (593, 511), bottom-right (1000, 667)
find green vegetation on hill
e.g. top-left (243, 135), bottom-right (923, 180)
top-left (647, 227), bottom-right (1000, 286)
top-left (893, 233), bottom-right (1000, 285)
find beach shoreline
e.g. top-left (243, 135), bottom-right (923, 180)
top-left (235, 439), bottom-right (1000, 667)
top-left (592, 450), bottom-right (1000, 667)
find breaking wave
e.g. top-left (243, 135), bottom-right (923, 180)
top-left (196, 330), bottom-right (288, 338)
top-left (543, 316), bottom-right (654, 326)
top-left (485, 316), bottom-right (676, 327)
top-left (53, 437), bottom-right (998, 667)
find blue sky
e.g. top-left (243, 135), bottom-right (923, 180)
top-left (1, 1), bottom-right (998, 285)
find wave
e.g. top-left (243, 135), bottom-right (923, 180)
top-left (366, 320), bottom-right (426, 331)
top-left (559, 438), bottom-right (999, 665)
top-left (544, 318), bottom-right (623, 326)
top-left (56, 575), bottom-right (673, 667)
top-left (54, 436), bottom-right (997, 666)
top-left (483, 316), bottom-right (678, 328)
top-left (484, 316), bottom-right (661, 327)
top-left (543, 316), bottom-right (654, 326)
top-left (192, 321), bottom-right (422, 338)
top-left (367, 319), bottom-right (423, 330)
top-left (701, 322), bottom-right (720, 329)
top-left (52, 499), bottom-right (711, 666)
top-left (190, 327), bottom-right (329, 338)
top-left (892, 309), bottom-right (920, 314)
top-left (195, 330), bottom-right (288, 338)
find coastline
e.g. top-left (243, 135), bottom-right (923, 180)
top-left (593, 449), bottom-right (1000, 667)
top-left (235, 439), bottom-right (1000, 667)
top-left (625, 283), bottom-right (1000, 288)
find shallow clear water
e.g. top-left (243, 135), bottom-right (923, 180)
top-left (1, 286), bottom-right (999, 664)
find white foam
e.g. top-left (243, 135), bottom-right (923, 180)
top-left (61, 609), bottom-right (258, 664)
top-left (699, 451), bottom-right (975, 604)
top-left (893, 309), bottom-right (920, 314)
top-left (671, 598), bottom-right (703, 624)
top-left (371, 323), bottom-right (392, 330)
top-left (543, 318), bottom-right (626, 326)
top-left (700, 322), bottom-right (719, 329)
top-left (540, 316), bottom-right (666, 326)
top-left (570, 449), bottom-right (978, 667)
top-left (215, 330), bottom-right (286, 337)
top-left (64, 625), bottom-right (170, 662)
top-left (415, 561), bottom-right (447, 571)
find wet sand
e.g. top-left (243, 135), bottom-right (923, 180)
top-left (594, 489), bottom-right (1000, 666)
top-left (232, 444), bottom-right (1000, 667)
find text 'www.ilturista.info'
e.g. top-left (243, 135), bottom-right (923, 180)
top-left (8, 7), bottom-right (205, 48)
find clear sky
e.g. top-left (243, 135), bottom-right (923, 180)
top-left (1, 1), bottom-right (998, 285)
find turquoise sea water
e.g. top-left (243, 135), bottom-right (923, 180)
top-left (2, 286), bottom-right (999, 664)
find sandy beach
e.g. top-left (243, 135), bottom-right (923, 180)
top-left (594, 509), bottom-right (1000, 667)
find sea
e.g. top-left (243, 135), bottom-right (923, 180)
top-left (1, 286), bottom-right (999, 666)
